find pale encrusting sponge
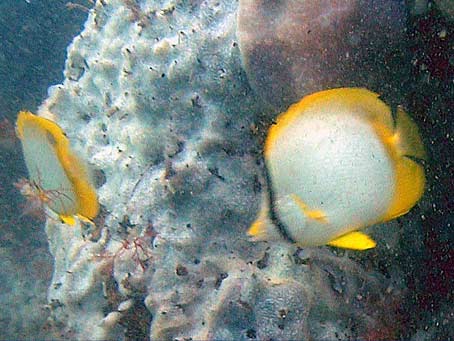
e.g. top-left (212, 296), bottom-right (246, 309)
top-left (249, 88), bottom-right (427, 250)
top-left (16, 111), bottom-right (99, 225)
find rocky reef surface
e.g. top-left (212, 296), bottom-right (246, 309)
top-left (237, 0), bottom-right (408, 110)
top-left (29, 0), bottom-right (450, 340)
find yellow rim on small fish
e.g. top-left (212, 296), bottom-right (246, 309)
top-left (16, 111), bottom-right (99, 224)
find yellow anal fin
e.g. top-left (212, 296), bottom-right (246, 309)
top-left (60, 215), bottom-right (76, 226)
top-left (59, 214), bottom-right (95, 227)
top-left (290, 194), bottom-right (328, 223)
top-left (77, 214), bottom-right (95, 226)
top-left (327, 231), bottom-right (376, 250)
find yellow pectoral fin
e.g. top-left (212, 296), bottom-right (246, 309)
top-left (248, 217), bottom-right (265, 237)
top-left (247, 204), bottom-right (272, 241)
top-left (247, 200), bottom-right (285, 242)
top-left (290, 194), bottom-right (328, 223)
top-left (60, 215), bottom-right (76, 226)
top-left (327, 231), bottom-right (376, 250)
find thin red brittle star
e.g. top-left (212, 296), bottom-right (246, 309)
top-left (96, 219), bottom-right (156, 273)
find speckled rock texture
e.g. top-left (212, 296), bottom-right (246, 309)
top-left (37, 0), bottom-right (419, 339)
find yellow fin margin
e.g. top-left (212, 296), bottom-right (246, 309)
top-left (265, 88), bottom-right (392, 158)
top-left (57, 147), bottom-right (99, 220)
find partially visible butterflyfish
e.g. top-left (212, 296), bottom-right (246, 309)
top-left (248, 88), bottom-right (427, 250)
top-left (16, 111), bottom-right (99, 225)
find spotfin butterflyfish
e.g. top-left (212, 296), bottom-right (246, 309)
top-left (16, 111), bottom-right (99, 225)
top-left (248, 88), bottom-right (427, 250)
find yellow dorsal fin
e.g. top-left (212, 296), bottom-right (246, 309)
top-left (327, 231), bottom-right (376, 250)
top-left (55, 138), bottom-right (99, 220)
top-left (290, 194), bottom-right (328, 223)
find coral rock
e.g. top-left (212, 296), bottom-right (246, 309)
top-left (237, 0), bottom-right (408, 109)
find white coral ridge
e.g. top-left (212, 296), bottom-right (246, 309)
top-left (39, 0), bottom-right (408, 339)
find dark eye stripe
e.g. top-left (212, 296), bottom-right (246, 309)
top-left (46, 130), bottom-right (57, 146)
top-left (264, 159), bottom-right (297, 244)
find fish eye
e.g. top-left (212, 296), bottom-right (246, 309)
top-left (46, 131), bottom-right (57, 146)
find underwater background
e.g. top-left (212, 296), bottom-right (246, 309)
top-left (0, 1), bottom-right (88, 339)
top-left (0, 0), bottom-right (452, 340)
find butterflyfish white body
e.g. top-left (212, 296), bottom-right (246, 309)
top-left (248, 88), bottom-right (427, 250)
top-left (16, 111), bottom-right (99, 225)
